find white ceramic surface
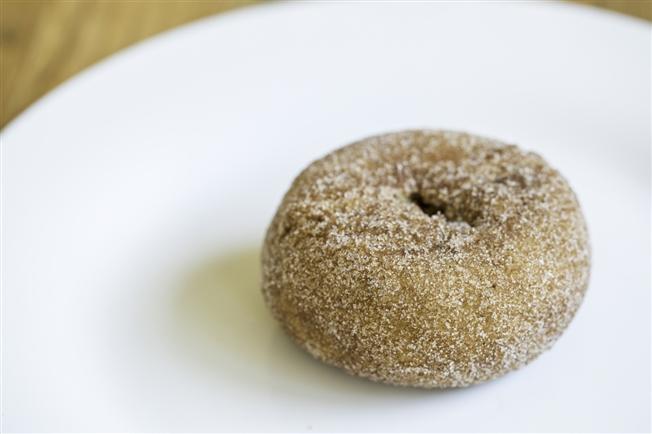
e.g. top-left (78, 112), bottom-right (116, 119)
top-left (2, 2), bottom-right (650, 432)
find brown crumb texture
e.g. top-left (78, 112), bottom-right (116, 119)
top-left (261, 130), bottom-right (590, 388)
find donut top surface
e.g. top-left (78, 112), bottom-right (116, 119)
top-left (262, 130), bottom-right (590, 387)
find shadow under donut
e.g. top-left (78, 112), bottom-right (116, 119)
top-left (171, 245), bottom-right (471, 403)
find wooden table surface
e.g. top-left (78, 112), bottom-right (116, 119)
top-left (1, 0), bottom-right (650, 129)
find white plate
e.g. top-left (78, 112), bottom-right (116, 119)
top-left (2, 2), bottom-right (650, 432)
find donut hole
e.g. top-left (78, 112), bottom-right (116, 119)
top-left (408, 192), bottom-right (446, 217)
top-left (408, 191), bottom-right (478, 227)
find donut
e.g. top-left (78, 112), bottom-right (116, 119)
top-left (261, 130), bottom-right (590, 388)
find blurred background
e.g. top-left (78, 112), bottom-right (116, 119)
top-left (1, 0), bottom-right (650, 129)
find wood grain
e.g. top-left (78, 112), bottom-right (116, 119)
top-left (0, 0), bottom-right (257, 128)
top-left (1, 0), bottom-right (649, 128)
top-left (574, 0), bottom-right (652, 21)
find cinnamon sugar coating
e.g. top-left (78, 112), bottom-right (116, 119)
top-left (262, 130), bottom-right (590, 388)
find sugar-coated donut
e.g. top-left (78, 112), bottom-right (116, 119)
top-left (262, 130), bottom-right (590, 388)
